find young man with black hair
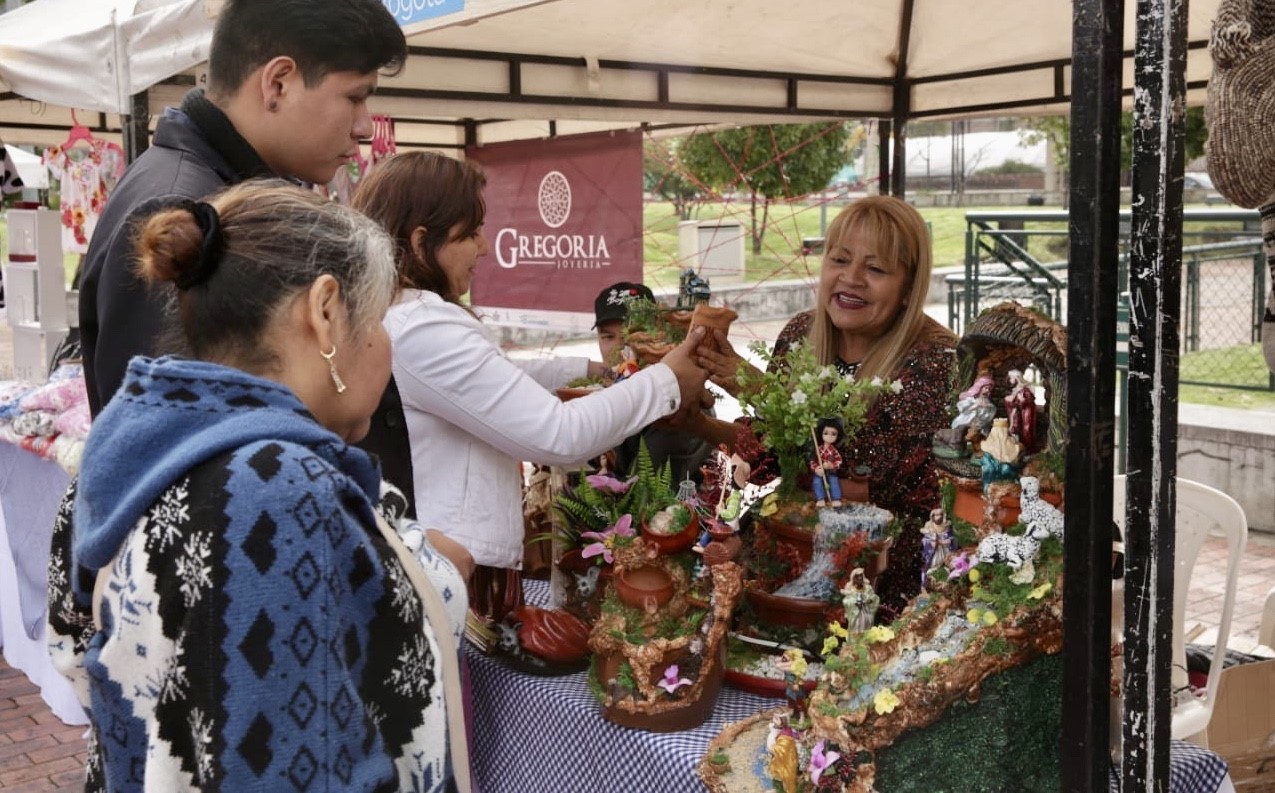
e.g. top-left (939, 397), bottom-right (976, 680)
top-left (78, 0), bottom-right (407, 415)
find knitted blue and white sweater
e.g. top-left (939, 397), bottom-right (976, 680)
top-left (47, 357), bottom-right (452, 792)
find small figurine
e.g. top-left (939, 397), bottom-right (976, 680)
top-left (950, 374), bottom-right (997, 442)
top-left (921, 508), bottom-right (956, 581)
top-left (610, 348), bottom-right (640, 381)
top-left (982, 417), bottom-right (1023, 466)
top-left (774, 648), bottom-right (810, 717)
top-left (809, 417), bottom-right (845, 508)
top-left (1004, 369), bottom-right (1038, 452)
top-left (841, 568), bottom-right (880, 633)
top-left (767, 730), bottom-right (799, 793)
top-left (678, 268), bottom-right (712, 308)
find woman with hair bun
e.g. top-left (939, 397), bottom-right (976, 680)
top-left (47, 180), bottom-right (470, 792)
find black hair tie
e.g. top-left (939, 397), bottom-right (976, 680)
top-left (173, 200), bottom-right (224, 290)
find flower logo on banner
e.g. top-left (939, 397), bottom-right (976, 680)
top-left (537, 170), bottom-right (572, 228)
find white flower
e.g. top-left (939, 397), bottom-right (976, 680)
top-left (890, 379), bottom-right (904, 394)
top-left (870, 376), bottom-right (884, 387)
top-left (820, 366), bottom-right (835, 379)
top-left (791, 391), bottom-right (808, 404)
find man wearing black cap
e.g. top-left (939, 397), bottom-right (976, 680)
top-left (593, 281), bottom-right (712, 482)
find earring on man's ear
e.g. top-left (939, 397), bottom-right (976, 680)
top-left (268, 99), bottom-right (278, 112)
top-left (320, 346), bottom-right (347, 394)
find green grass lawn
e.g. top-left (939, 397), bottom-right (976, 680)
top-left (640, 201), bottom-right (994, 292)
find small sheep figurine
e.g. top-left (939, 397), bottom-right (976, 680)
top-left (1019, 476), bottom-right (1064, 540)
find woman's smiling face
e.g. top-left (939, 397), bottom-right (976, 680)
top-left (819, 224), bottom-right (910, 353)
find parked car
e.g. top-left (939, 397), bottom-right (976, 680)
top-left (1184, 172), bottom-right (1228, 205)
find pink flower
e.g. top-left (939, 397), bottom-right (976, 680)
top-left (585, 474), bottom-right (636, 494)
top-left (947, 551), bottom-right (976, 580)
top-left (809, 740), bottom-right (841, 785)
top-left (657, 664), bottom-right (692, 694)
top-left (580, 514), bottom-right (635, 564)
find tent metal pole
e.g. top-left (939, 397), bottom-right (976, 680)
top-left (1121, 0), bottom-right (1187, 788)
top-left (1063, 0), bottom-right (1123, 789)
top-left (890, 0), bottom-right (915, 198)
top-left (121, 91), bottom-right (150, 165)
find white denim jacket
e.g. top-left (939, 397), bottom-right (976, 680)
top-left (387, 290), bottom-right (681, 568)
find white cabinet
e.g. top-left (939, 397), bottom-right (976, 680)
top-left (4, 207), bottom-right (68, 381)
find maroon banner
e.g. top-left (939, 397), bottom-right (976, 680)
top-left (467, 130), bottom-right (643, 322)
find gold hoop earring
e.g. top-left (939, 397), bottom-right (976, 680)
top-left (320, 346), bottom-right (346, 394)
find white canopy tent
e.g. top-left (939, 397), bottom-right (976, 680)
top-left (0, 0), bottom-right (1223, 149)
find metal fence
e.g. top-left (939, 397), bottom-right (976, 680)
top-left (949, 208), bottom-right (1273, 392)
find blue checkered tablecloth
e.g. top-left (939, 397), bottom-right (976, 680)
top-left (1109, 739), bottom-right (1232, 793)
top-left (470, 582), bottom-right (1232, 793)
top-left (468, 580), bottom-right (773, 793)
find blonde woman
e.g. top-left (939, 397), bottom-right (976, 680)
top-left (694, 196), bottom-right (957, 616)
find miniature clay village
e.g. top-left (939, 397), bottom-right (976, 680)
top-left (486, 289), bottom-right (1074, 793)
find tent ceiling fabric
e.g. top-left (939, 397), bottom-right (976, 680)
top-left (0, 0), bottom-right (1222, 147)
top-left (0, 0), bottom-right (211, 115)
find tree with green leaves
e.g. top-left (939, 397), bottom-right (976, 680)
top-left (679, 123), bottom-right (852, 253)
top-left (1020, 107), bottom-right (1209, 179)
top-left (643, 137), bottom-right (705, 221)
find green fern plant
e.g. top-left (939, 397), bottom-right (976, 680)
top-left (619, 438), bottom-right (678, 523)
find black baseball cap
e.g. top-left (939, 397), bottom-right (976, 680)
top-left (593, 281), bottom-right (656, 328)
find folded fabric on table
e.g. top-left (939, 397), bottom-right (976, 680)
top-left (0, 381), bottom-right (37, 421)
top-left (53, 401), bottom-right (91, 441)
top-left (19, 376), bottom-right (87, 415)
top-left (12, 410), bottom-right (57, 438)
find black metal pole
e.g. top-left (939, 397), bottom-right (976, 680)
top-left (890, 0), bottom-right (914, 199)
top-left (1122, 0), bottom-right (1187, 788)
top-left (1063, 0), bottom-right (1123, 789)
top-left (121, 90), bottom-right (150, 165)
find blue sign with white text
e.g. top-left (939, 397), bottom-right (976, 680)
top-left (382, 0), bottom-right (465, 27)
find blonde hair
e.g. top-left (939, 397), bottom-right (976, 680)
top-left (808, 196), bottom-right (956, 381)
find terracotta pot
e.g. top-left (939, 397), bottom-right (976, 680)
top-left (597, 642), bottom-right (726, 732)
top-left (614, 566), bottom-right (675, 612)
top-left (764, 519), bottom-right (815, 566)
top-left (992, 490), bottom-right (1064, 527)
top-left (640, 508), bottom-right (700, 555)
top-left (745, 589), bottom-right (828, 629)
top-left (950, 477), bottom-right (988, 527)
top-left (840, 472), bottom-right (871, 504)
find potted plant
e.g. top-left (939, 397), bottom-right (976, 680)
top-left (735, 340), bottom-right (894, 503)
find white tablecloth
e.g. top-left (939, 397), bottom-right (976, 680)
top-left (0, 442), bottom-right (85, 725)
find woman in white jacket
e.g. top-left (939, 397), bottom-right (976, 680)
top-left (353, 152), bottom-right (707, 617)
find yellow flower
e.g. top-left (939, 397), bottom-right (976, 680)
top-left (982, 610), bottom-right (999, 626)
top-left (828, 621), bottom-right (849, 639)
top-left (967, 608), bottom-right (983, 624)
top-left (821, 636), bottom-right (840, 658)
top-left (1029, 582), bottom-right (1053, 600)
top-left (863, 626), bottom-right (895, 644)
top-left (759, 493), bottom-right (779, 517)
top-left (968, 568), bottom-right (982, 583)
top-left (873, 688), bottom-right (901, 715)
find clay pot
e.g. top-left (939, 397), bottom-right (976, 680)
top-left (745, 589), bottom-right (828, 629)
top-left (764, 519), bottom-right (815, 566)
top-left (840, 472), bottom-right (871, 504)
top-left (950, 478), bottom-right (1063, 528)
top-left (614, 566), bottom-right (675, 612)
top-left (640, 508), bottom-right (700, 555)
top-left (992, 490), bottom-right (1064, 528)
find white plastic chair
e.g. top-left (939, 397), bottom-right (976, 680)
top-left (1260, 586), bottom-right (1275, 652)
top-left (1112, 475), bottom-right (1248, 741)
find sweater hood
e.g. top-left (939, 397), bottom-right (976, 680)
top-left (74, 356), bottom-right (382, 570)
